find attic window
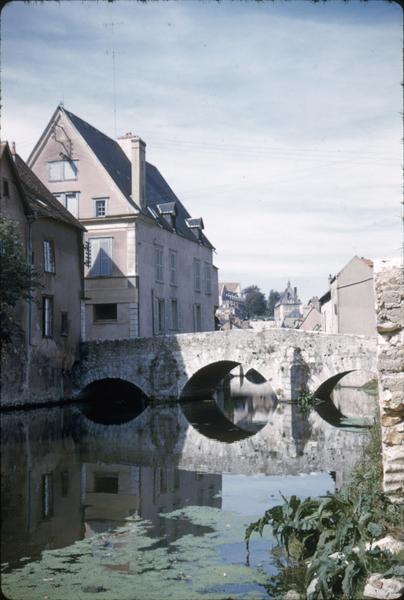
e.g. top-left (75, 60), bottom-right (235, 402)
top-left (185, 217), bottom-right (204, 241)
top-left (48, 160), bottom-right (78, 182)
top-left (157, 202), bottom-right (177, 229)
top-left (2, 179), bottom-right (9, 197)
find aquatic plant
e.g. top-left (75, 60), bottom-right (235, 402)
top-left (245, 425), bottom-right (404, 599)
top-left (295, 391), bottom-right (324, 417)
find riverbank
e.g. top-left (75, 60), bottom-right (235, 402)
top-left (246, 424), bottom-right (404, 599)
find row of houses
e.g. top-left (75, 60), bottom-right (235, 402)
top-left (1, 105), bottom-right (219, 403)
top-left (217, 255), bottom-right (376, 337)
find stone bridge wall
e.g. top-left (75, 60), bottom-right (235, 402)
top-left (73, 329), bottom-right (377, 402)
top-left (374, 258), bottom-right (404, 503)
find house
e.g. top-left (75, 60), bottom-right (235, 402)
top-left (28, 105), bottom-right (218, 340)
top-left (320, 256), bottom-right (376, 336)
top-left (0, 142), bottom-right (85, 405)
top-left (297, 297), bottom-right (321, 332)
top-left (274, 281), bottom-right (302, 328)
top-left (218, 282), bottom-right (247, 320)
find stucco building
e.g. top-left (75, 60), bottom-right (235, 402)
top-left (274, 281), bottom-right (302, 328)
top-left (320, 256), bottom-right (376, 336)
top-left (28, 105), bottom-right (218, 340)
top-left (0, 142), bottom-right (85, 405)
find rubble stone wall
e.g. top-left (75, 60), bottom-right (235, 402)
top-left (374, 258), bottom-right (404, 503)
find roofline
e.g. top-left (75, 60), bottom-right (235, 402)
top-left (27, 104), bottom-right (62, 167)
top-left (1, 142), bottom-right (33, 216)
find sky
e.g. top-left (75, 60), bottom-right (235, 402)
top-left (1, 0), bottom-right (402, 302)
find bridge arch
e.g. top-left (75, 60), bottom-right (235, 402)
top-left (77, 378), bottom-right (149, 425)
top-left (312, 369), bottom-right (378, 427)
top-left (180, 360), bottom-right (240, 401)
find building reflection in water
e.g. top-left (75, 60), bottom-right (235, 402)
top-left (1, 368), bottom-right (378, 571)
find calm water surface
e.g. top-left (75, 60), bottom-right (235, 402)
top-left (1, 373), bottom-right (378, 600)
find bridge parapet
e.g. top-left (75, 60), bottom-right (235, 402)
top-left (73, 328), bottom-right (377, 402)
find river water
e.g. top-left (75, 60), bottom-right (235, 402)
top-left (1, 373), bottom-right (378, 600)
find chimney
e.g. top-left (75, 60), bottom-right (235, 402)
top-left (117, 133), bottom-right (146, 209)
top-left (11, 141), bottom-right (16, 160)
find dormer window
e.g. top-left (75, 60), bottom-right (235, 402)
top-left (157, 202), bottom-right (177, 229)
top-left (186, 217), bottom-right (204, 242)
top-left (48, 159), bottom-right (78, 182)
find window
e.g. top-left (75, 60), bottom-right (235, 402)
top-left (89, 238), bottom-right (112, 276)
top-left (94, 198), bottom-right (107, 217)
top-left (157, 298), bottom-right (165, 334)
top-left (48, 160), bottom-right (78, 182)
top-left (43, 240), bottom-right (55, 273)
top-left (193, 303), bottom-right (202, 332)
top-left (54, 192), bottom-right (79, 218)
top-left (60, 312), bottom-right (69, 336)
top-left (60, 470), bottom-right (69, 497)
top-left (170, 299), bottom-right (178, 331)
top-left (169, 250), bottom-right (177, 286)
top-left (204, 262), bottom-right (212, 294)
top-left (43, 297), bottom-right (54, 338)
top-left (94, 303), bottom-right (117, 321)
top-left (42, 474), bottom-right (54, 519)
top-left (2, 179), bottom-right (9, 197)
top-left (194, 259), bottom-right (201, 292)
top-left (155, 245), bottom-right (164, 282)
top-left (94, 474), bottom-right (119, 494)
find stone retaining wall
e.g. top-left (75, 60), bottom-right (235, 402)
top-left (374, 258), bottom-right (404, 502)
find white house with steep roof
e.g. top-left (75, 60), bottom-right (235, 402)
top-left (28, 105), bottom-right (219, 340)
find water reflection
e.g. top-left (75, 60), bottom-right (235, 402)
top-left (1, 376), bottom-right (377, 598)
top-left (78, 377), bottom-right (148, 425)
top-left (181, 373), bottom-right (278, 441)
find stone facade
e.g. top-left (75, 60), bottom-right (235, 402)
top-left (0, 142), bottom-right (85, 406)
top-left (73, 329), bottom-right (377, 404)
top-left (374, 258), bottom-right (404, 503)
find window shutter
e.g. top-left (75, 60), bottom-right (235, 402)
top-left (165, 299), bottom-right (170, 332)
top-left (153, 293), bottom-right (159, 335)
top-left (177, 300), bottom-right (182, 332)
top-left (99, 238), bottom-right (112, 275)
top-left (90, 239), bottom-right (101, 275)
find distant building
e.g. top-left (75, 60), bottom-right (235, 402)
top-left (218, 282), bottom-right (246, 320)
top-left (298, 297), bottom-right (321, 331)
top-left (274, 281), bottom-right (302, 328)
top-left (320, 256), bottom-right (375, 336)
top-left (28, 104), bottom-right (218, 340)
top-left (0, 142), bottom-right (85, 404)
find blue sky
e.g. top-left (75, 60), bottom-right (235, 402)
top-left (1, 0), bottom-right (402, 301)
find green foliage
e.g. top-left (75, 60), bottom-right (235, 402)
top-left (246, 426), bottom-right (404, 599)
top-left (295, 391), bottom-right (324, 417)
top-left (267, 289), bottom-right (281, 317)
top-left (0, 216), bottom-right (41, 345)
top-left (242, 285), bottom-right (267, 318)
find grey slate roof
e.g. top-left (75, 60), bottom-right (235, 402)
top-left (63, 108), bottom-right (213, 249)
top-left (13, 152), bottom-right (85, 231)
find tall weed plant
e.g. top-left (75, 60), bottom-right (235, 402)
top-left (245, 425), bottom-right (404, 599)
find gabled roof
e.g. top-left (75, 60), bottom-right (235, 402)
top-left (13, 151), bottom-right (85, 231)
top-left (55, 107), bottom-right (213, 249)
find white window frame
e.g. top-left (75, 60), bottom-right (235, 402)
top-left (204, 262), bottom-right (212, 294)
top-left (43, 240), bottom-right (55, 273)
top-left (48, 160), bottom-right (78, 182)
top-left (89, 237), bottom-right (113, 277)
top-left (94, 197), bottom-right (108, 218)
top-left (155, 245), bottom-right (164, 283)
top-left (54, 192), bottom-right (79, 218)
top-left (169, 250), bottom-right (177, 286)
top-left (194, 259), bottom-right (201, 292)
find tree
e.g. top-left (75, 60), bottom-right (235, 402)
top-left (267, 289), bottom-right (281, 317)
top-left (0, 216), bottom-right (40, 345)
top-left (242, 285), bottom-right (267, 318)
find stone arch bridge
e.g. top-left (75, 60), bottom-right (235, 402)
top-left (73, 329), bottom-right (377, 403)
